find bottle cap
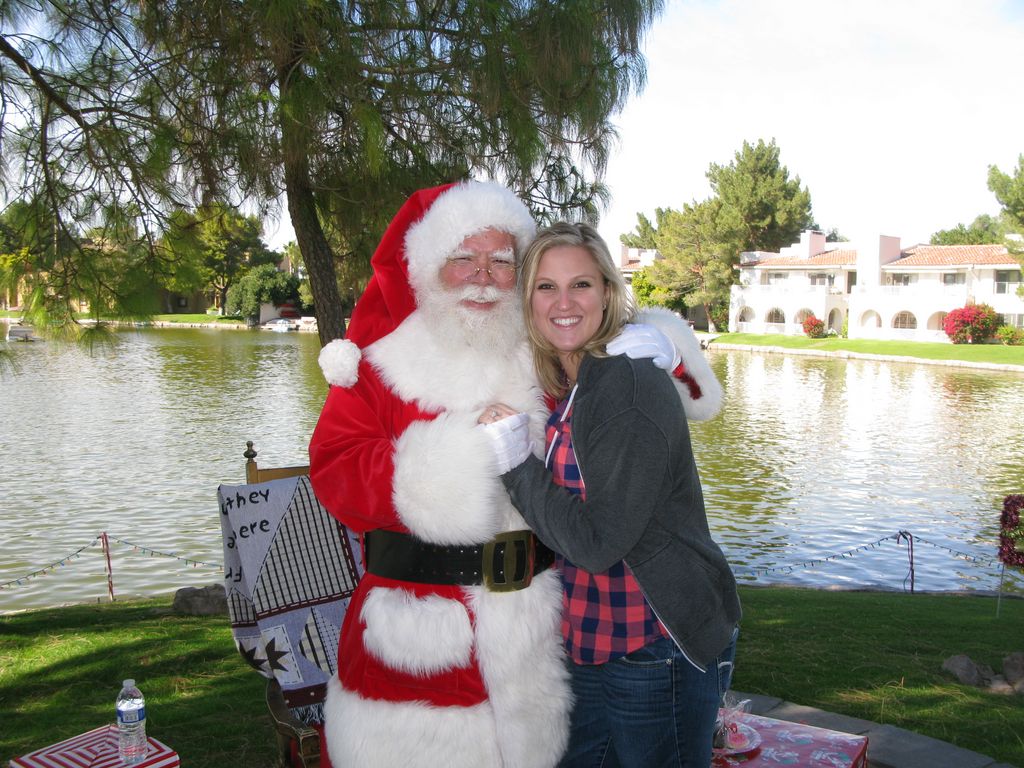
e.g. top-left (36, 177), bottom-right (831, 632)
top-left (123, 679), bottom-right (134, 687)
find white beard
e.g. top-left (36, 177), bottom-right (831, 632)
top-left (417, 284), bottom-right (525, 356)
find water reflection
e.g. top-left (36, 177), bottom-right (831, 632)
top-left (693, 350), bottom-right (1024, 595)
top-left (1, 331), bottom-right (1022, 612)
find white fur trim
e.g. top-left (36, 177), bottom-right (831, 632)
top-left (324, 676), bottom-right (501, 768)
top-left (468, 569), bottom-right (571, 768)
top-left (318, 339), bottom-right (362, 387)
top-left (360, 587), bottom-right (474, 675)
top-left (392, 412), bottom-right (504, 544)
top-left (637, 307), bottom-right (724, 421)
top-left (405, 181), bottom-right (536, 296)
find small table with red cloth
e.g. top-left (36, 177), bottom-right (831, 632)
top-left (9, 725), bottom-right (179, 768)
top-left (713, 711), bottom-right (869, 767)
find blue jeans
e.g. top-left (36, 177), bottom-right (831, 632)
top-left (559, 629), bottom-right (738, 768)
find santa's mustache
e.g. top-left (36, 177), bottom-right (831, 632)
top-left (456, 285), bottom-right (505, 304)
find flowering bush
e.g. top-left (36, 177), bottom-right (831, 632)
top-left (942, 303), bottom-right (999, 344)
top-left (802, 315), bottom-right (826, 338)
top-left (995, 325), bottom-right (1023, 345)
top-left (999, 495), bottom-right (1024, 568)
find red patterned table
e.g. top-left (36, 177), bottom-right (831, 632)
top-left (713, 711), bottom-right (869, 767)
top-left (9, 725), bottom-right (179, 768)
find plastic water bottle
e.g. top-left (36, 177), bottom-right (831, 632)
top-left (116, 679), bottom-right (147, 764)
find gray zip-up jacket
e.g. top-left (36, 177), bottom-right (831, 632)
top-left (502, 353), bottom-right (741, 670)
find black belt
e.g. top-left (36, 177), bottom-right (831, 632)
top-left (363, 529), bottom-right (555, 592)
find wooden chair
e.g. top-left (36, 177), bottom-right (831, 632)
top-left (233, 442), bottom-right (335, 768)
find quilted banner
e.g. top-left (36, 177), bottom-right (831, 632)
top-left (218, 475), bottom-right (362, 722)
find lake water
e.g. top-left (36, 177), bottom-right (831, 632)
top-left (2, 327), bottom-right (1022, 612)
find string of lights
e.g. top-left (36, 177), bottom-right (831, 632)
top-left (109, 536), bottom-right (222, 569)
top-left (0, 536), bottom-right (103, 590)
top-left (0, 530), bottom-right (1006, 591)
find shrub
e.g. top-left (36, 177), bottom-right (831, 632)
top-left (942, 303), bottom-right (999, 344)
top-left (802, 314), bottom-right (826, 338)
top-left (995, 325), bottom-right (1023, 346)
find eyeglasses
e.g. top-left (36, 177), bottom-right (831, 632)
top-left (444, 254), bottom-right (518, 283)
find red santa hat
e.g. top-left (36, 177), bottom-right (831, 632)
top-left (319, 181), bottom-right (536, 387)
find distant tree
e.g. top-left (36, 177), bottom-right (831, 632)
top-left (617, 139), bottom-right (812, 328)
top-left (930, 215), bottom-right (1005, 245)
top-left (630, 268), bottom-right (656, 307)
top-left (706, 138), bottom-right (814, 255)
top-left (988, 156), bottom-right (1024, 289)
top-left (824, 228), bottom-right (848, 242)
top-left (648, 200), bottom-right (733, 331)
top-left (621, 210), bottom-right (668, 249)
top-left (988, 157), bottom-right (1024, 233)
top-left (227, 263), bottom-right (301, 323)
top-left (164, 205), bottom-right (279, 312)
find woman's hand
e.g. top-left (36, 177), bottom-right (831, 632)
top-left (478, 403), bottom-right (521, 425)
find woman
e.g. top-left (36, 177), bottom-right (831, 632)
top-left (481, 222), bottom-right (741, 768)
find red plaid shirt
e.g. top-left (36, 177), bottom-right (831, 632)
top-left (544, 389), bottom-right (669, 665)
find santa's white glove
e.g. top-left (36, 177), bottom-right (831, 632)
top-left (607, 323), bottom-right (681, 372)
top-left (480, 412), bottom-right (532, 474)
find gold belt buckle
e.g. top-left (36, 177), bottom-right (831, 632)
top-left (483, 531), bottom-right (535, 592)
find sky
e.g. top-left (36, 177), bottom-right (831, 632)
top-left (266, 0), bottom-right (1024, 252)
top-left (595, 0), bottom-right (1024, 250)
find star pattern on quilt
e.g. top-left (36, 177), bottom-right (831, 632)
top-left (264, 636), bottom-right (290, 673)
top-left (239, 641), bottom-right (267, 672)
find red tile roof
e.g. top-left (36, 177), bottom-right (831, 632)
top-left (744, 243), bottom-right (1019, 269)
top-left (894, 244), bottom-right (1016, 267)
top-left (750, 249), bottom-right (857, 267)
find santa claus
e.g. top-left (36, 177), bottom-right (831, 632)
top-left (308, 180), bottom-right (721, 767)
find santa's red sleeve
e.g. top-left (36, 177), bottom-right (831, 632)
top-left (308, 359), bottom-right (405, 533)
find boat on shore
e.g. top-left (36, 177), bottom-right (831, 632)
top-left (5, 323), bottom-right (37, 342)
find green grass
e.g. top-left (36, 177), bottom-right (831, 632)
top-left (734, 587), bottom-right (1024, 765)
top-left (2, 589), bottom-right (1022, 766)
top-left (0, 598), bottom-right (275, 767)
top-left (151, 313), bottom-right (245, 324)
top-left (710, 333), bottom-right (1024, 366)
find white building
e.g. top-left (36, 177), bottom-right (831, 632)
top-left (729, 230), bottom-right (1024, 341)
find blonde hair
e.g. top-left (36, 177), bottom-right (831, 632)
top-left (519, 222), bottom-right (636, 398)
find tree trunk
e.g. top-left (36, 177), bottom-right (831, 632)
top-left (704, 303), bottom-right (717, 333)
top-left (284, 160), bottom-right (343, 346)
top-left (277, 65), bottom-right (345, 347)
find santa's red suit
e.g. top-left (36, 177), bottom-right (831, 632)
top-left (309, 182), bottom-right (570, 767)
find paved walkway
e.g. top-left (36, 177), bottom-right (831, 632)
top-left (735, 690), bottom-right (1017, 768)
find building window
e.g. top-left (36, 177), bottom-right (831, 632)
top-left (739, 307), bottom-right (755, 322)
top-left (996, 270), bottom-right (1021, 295)
top-left (942, 273), bottom-right (966, 285)
top-left (847, 271), bottom-right (857, 293)
top-left (809, 273), bottom-right (833, 286)
top-left (888, 273), bottom-right (911, 286)
top-left (767, 272), bottom-right (787, 285)
top-left (766, 308), bottom-right (785, 323)
top-left (892, 311), bottom-right (917, 329)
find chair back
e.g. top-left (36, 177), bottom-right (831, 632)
top-left (245, 440), bottom-right (310, 483)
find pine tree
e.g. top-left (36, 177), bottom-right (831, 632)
top-left (1, 0), bottom-right (665, 344)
